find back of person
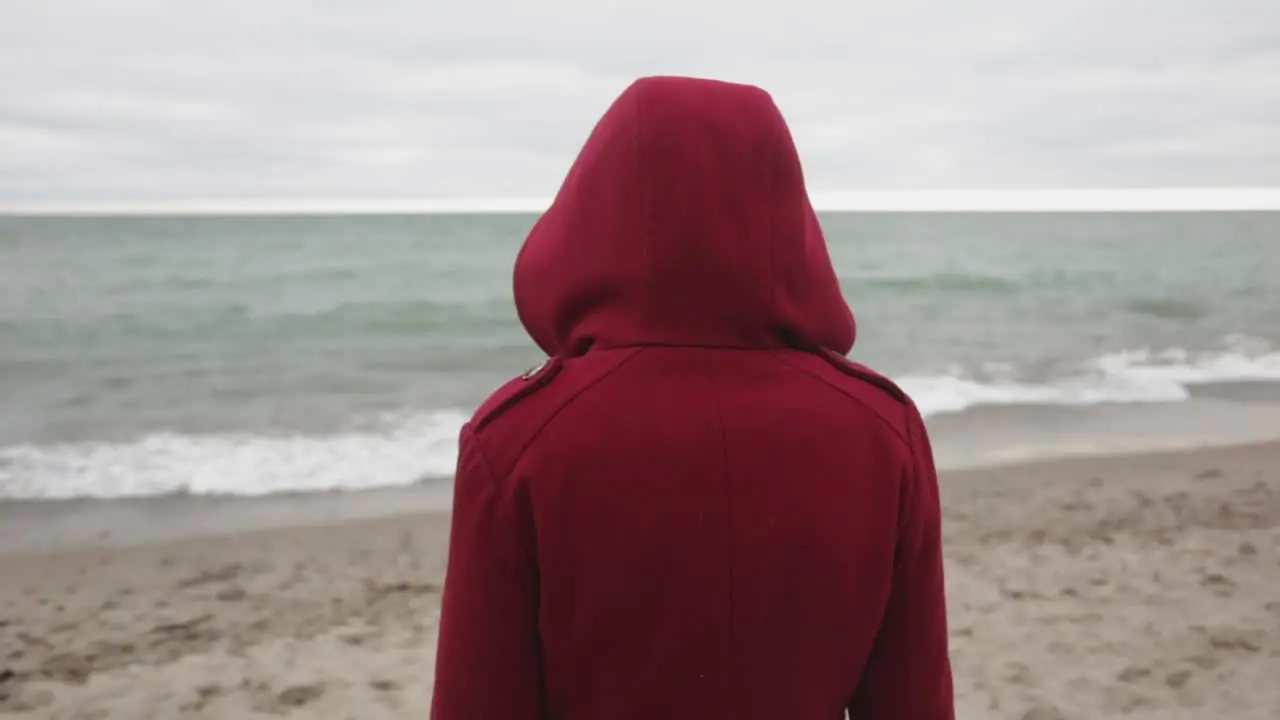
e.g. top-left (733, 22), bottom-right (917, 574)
top-left (431, 76), bottom-right (953, 720)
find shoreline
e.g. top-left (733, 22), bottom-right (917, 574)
top-left (5, 419), bottom-right (1280, 555)
top-left (1, 439), bottom-right (1278, 717)
top-left (2, 438), bottom-right (1278, 717)
top-left (5, 379), bottom-right (1280, 504)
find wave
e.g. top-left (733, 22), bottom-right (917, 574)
top-left (1123, 297), bottom-right (1208, 320)
top-left (903, 335), bottom-right (1280, 416)
top-left (0, 410), bottom-right (467, 501)
top-left (2, 337), bottom-right (1278, 501)
top-left (260, 297), bottom-right (514, 335)
top-left (851, 272), bottom-right (1022, 295)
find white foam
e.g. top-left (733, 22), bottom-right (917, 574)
top-left (2, 339), bottom-right (1279, 501)
top-left (904, 335), bottom-right (1280, 418)
top-left (0, 410), bottom-right (468, 500)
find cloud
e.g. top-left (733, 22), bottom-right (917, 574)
top-left (2, 0), bottom-right (1279, 205)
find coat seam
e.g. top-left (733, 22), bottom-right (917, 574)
top-left (763, 351), bottom-right (911, 447)
top-left (466, 425), bottom-right (537, 569)
top-left (707, 352), bottom-right (737, 708)
top-left (489, 347), bottom-right (648, 482)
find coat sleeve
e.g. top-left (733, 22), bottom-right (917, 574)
top-left (848, 401), bottom-right (954, 719)
top-left (431, 425), bottom-right (545, 720)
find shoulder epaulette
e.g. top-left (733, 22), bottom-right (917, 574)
top-left (819, 348), bottom-right (908, 404)
top-left (472, 356), bottom-right (563, 432)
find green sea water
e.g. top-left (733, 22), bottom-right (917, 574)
top-left (2, 212), bottom-right (1278, 499)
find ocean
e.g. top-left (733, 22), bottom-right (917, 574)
top-left (3, 212), bottom-right (1280, 502)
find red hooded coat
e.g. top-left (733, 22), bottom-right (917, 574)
top-left (431, 76), bottom-right (953, 720)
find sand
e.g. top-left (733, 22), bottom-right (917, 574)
top-left (2, 442), bottom-right (1278, 719)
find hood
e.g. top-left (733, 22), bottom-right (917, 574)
top-left (513, 76), bottom-right (856, 357)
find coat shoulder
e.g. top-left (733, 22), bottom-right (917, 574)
top-left (467, 348), bottom-right (646, 478)
top-left (471, 357), bottom-right (563, 432)
top-left (768, 348), bottom-right (917, 446)
top-left (818, 349), bottom-right (911, 406)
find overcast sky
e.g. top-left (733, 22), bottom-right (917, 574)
top-left (2, 0), bottom-right (1279, 206)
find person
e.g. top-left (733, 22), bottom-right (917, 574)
top-left (430, 75), bottom-right (954, 720)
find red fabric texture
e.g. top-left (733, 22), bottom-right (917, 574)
top-left (431, 76), bottom-right (953, 720)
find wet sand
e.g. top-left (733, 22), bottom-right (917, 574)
top-left (2, 441), bottom-right (1278, 719)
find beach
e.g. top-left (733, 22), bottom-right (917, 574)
top-left (7, 0), bottom-right (1280, 712)
top-left (2, 440), bottom-right (1277, 719)
top-left (2, 211), bottom-right (1279, 717)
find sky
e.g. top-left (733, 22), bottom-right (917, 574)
top-left (2, 0), bottom-right (1280, 209)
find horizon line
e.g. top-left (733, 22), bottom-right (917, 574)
top-left (4, 187), bottom-right (1280, 216)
